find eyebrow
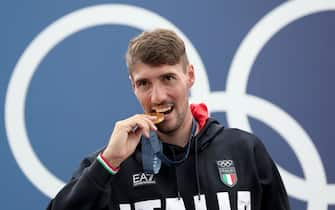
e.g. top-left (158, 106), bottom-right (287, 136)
top-left (134, 78), bottom-right (148, 85)
top-left (134, 72), bottom-right (177, 84)
top-left (159, 72), bottom-right (177, 78)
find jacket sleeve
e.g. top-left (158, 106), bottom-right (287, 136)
top-left (46, 153), bottom-right (115, 210)
top-left (254, 139), bottom-right (290, 210)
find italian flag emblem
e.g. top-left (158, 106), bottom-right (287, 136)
top-left (217, 160), bottom-right (238, 187)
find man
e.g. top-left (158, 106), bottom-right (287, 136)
top-left (47, 29), bottom-right (290, 210)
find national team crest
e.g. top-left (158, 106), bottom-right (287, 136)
top-left (216, 160), bottom-right (238, 187)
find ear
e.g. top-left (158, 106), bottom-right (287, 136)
top-left (129, 75), bottom-right (135, 91)
top-left (187, 64), bottom-right (195, 88)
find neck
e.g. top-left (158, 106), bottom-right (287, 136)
top-left (157, 110), bottom-right (194, 147)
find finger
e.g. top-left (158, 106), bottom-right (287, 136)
top-left (142, 116), bottom-right (158, 131)
top-left (131, 117), bottom-right (152, 138)
top-left (133, 114), bottom-right (157, 130)
top-left (127, 114), bottom-right (157, 137)
top-left (121, 114), bottom-right (151, 133)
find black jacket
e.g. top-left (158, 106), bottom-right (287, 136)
top-left (47, 118), bottom-right (290, 210)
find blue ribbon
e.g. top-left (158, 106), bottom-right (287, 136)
top-left (141, 119), bottom-right (197, 174)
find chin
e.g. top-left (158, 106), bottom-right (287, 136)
top-left (157, 121), bottom-right (178, 134)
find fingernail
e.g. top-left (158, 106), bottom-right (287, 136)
top-left (145, 132), bottom-right (150, 138)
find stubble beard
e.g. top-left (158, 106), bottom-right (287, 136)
top-left (157, 101), bottom-right (189, 136)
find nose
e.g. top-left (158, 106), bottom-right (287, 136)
top-left (151, 83), bottom-right (167, 105)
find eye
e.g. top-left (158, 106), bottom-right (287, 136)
top-left (162, 74), bottom-right (175, 81)
top-left (136, 79), bottom-right (149, 89)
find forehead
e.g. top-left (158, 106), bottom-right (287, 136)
top-left (130, 62), bottom-right (184, 81)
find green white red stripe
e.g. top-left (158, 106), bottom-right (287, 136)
top-left (223, 173), bottom-right (237, 186)
top-left (97, 153), bottom-right (120, 175)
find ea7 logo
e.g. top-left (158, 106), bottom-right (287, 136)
top-left (132, 173), bottom-right (156, 187)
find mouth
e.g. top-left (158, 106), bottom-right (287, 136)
top-left (152, 104), bottom-right (174, 116)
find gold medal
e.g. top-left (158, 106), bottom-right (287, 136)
top-left (148, 112), bottom-right (165, 124)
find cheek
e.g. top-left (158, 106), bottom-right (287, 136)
top-left (135, 92), bottom-right (147, 106)
top-left (173, 87), bottom-right (188, 104)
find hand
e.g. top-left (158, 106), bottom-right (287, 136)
top-left (102, 114), bottom-right (157, 168)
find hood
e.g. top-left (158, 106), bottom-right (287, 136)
top-left (190, 103), bottom-right (208, 130)
top-left (191, 103), bottom-right (224, 152)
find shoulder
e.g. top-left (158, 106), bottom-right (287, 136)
top-left (222, 128), bottom-right (260, 143)
top-left (203, 118), bottom-right (258, 141)
top-left (202, 119), bottom-right (265, 152)
top-left (214, 127), bottom-right (273, 162)
top-left (210, 123), bottom-right (262, 147)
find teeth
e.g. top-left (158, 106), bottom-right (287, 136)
top-left (153, 106), bottom-right (172, 113)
